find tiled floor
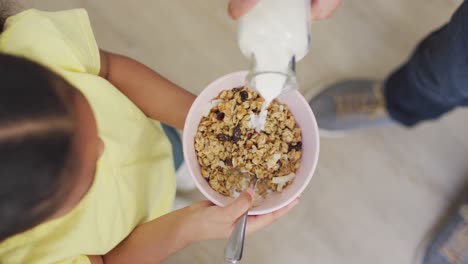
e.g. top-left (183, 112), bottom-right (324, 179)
top-left (17, 0), bottom-right (468, 263)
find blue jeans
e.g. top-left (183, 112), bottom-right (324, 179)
top-left (162, 124), bottom-right (183, 170)
top-left (383, 3), bottom-right (468, 263)
top-left (384, 1), bottom-right (468, 126)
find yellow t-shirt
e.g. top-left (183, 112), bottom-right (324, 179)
top-left (0, 9), bottom-right (176, 264)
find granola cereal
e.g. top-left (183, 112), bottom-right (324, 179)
top-left (194, 87), bottom-right (302, 198)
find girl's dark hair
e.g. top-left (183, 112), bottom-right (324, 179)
top-left (0, 54), bottom-right (76, 241)
top-left (0, 0), bottom-right (13, 32)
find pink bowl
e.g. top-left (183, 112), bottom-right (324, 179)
top-left (183, 71), bottom-right (320, 215)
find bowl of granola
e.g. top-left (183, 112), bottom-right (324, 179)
top-left (183, 71), bottom-right (319, 215)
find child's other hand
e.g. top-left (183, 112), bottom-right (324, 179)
top-left (92, 192), bottom-right (299, 263)
top-left (182, 190), bottom-right (299, 242)
top-left (228, 0), bottom-right (342, 20)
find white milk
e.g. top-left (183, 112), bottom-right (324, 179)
top-left (238, 0), bottom-right (310, 131)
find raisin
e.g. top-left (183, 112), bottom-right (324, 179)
top-left (246, 133), bottom-right (253, 140)
top-left (288, 141), bottom-right (302, 151)
top-left (231, 125), bottom-right (242, 143)
top-left (216, 111), bottom-right (225, 121)
top-left (232, 86), bottom-right (243, 92)
top-left (225, 158), bottom-right (233, 167)
top-left (240, 91), bottom-right (249, 101)
top-left (217, 134), bottom-right (230, 142)
top-left (297, 141), bottom-right (303, 149)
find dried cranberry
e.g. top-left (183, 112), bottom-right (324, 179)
top-left (217, 134), bottom-right (230, 142)
top-left (231, 125), bottom-right (242, 143)
top-left (246, 133), bottom-right (253, 140)
top-left (288, 141), bottom-right (302, 151)
top-left (216, 111), bottom-right (225, 121)
top-left (225, 158), bottom-right (233, 167)
top-left (240, 91), bottom-right (249, 101)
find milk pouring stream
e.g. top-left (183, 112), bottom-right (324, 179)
top-left (238, 0), bottom-right (311, 131)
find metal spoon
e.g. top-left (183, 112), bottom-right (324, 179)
top-left (224, 180), bottom-right (258, 263)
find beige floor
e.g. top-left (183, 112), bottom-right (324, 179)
top-left (16, 0), bottom-right (468, 263)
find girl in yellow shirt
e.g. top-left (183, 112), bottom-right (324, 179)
top-left (0, 8), bottom-right (297, 264)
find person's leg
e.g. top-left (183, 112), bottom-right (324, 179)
top-left (162, 124), bottom-right (183, 170)
top-left (161, 124), bottom-right (196, 192)
top-left (385, 1), bottom-right (468, 126)
top-left (309, 2), bottom-right (468, 132)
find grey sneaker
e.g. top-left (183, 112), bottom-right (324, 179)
top-left (419, 196), bottom-right (468, 264)
top-left (309, 80), bottom-right (393, 135)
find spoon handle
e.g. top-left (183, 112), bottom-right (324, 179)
top-left (224, 212), bottom-right (248, 263)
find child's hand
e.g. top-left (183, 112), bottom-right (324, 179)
top-left (95, 191), bottom-right (299, 263)
top-left (182, 190), bottom-right (299, 242)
